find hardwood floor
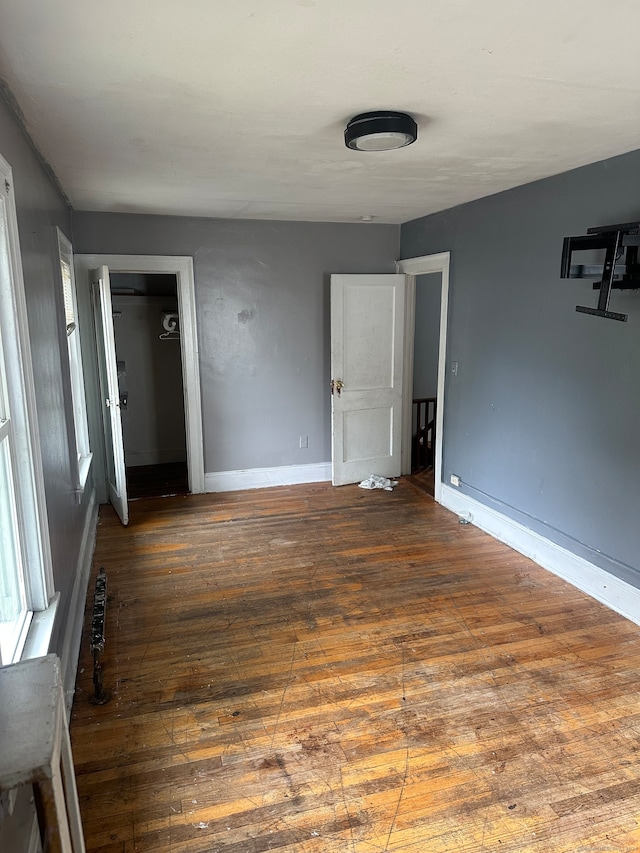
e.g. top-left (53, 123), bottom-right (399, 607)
top-left (407, 467), bottom-right (435, 497)
top-left (71, 481), bottom-right (640, 852)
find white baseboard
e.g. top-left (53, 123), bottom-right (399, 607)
top-left (205, 462), bottom-right (332, 493)
top-left (439, 484), bottom-right (640, 626)
top-left (59, 487), bottom-right (99, 713)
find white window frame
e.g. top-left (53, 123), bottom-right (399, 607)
top-left (56, 228), bottom-right (92, 493)
top-left (0, 153), bottom-right (56, 665)
top-left (0, 342), bottom-right (30, 663)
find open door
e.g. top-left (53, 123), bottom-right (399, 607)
top-left (92, 265), bottom-right (128, 525)
top-left (330, 274), bottom-right (405, 486)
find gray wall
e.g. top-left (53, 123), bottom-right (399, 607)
top-left (401, 148), bottom-right (640, 586)
top-left (0, 91), bottom-right (95, 851)
top-left (413, 272), bottom-right (441, 399)
top-left (71, 213), bottom-right (399, 474)
top-left (0, 92), bottom-right (95, 644)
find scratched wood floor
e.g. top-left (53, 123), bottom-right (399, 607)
top-left (70, 480), bottom-right (640, 853)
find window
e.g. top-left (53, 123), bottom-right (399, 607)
top-left (0, 154), bottom-right (55, 664)
top-left (57, 228), bottom-right (92, 492)
top-left (0, 363), bottom-right (29, 662)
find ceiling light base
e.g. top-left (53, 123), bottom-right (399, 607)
top-left (345, 111), bottom-right (417, 152)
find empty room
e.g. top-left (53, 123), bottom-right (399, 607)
top-left (0, 2), bottom-right (639, 851)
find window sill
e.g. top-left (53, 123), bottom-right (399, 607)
top-left (74, 452), bottom-right (93, 502)
top-left (20, 592), bottom-right (59, 661)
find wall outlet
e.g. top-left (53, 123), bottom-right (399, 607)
top-left (299, 435), bottom-right (308, 449)
top-left (450, 474), bottom-right (460, 487)
top-left (452, 361), bottom-right (459, 376)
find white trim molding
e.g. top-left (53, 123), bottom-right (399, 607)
top-left (440, 484), bottom-right (640, 626)
top-left (396, 252), bottom-right (450, 505)
top-left (59, 487), bottom-right (99, 712)
top-left (206, 462), bottom-right (332, 493)
top-left (75, 253), bottom-right (205, 496)
top-left (0, 153), bottom-right (55, 612)
top-left (56, 228), bottom-right (93, 497)
top-left (21, 593), bottom-right (60, 661)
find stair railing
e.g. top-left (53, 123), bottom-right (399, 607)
top-left (412, 397), bottom-right (437, 473)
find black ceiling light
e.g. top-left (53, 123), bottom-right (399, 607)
top-left (344, 111), bottom-right (417, 152)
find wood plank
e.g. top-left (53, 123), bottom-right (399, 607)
top-left (71, 480), bottom-right (640, 851)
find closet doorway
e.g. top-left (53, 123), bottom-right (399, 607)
top-left (110, 272), bottom-right (188, 499)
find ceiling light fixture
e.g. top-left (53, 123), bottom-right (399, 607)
top-left (345, 111), bottom-right (417, 152)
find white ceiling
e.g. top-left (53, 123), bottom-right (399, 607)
top-left (1, 0), bottom-right (639, 224)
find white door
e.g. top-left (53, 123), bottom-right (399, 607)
top-left (330, 274), bottom-right (405, 486)
top-left (91, 266), bottom-right (128, 525)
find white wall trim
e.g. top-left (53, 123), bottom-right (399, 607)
top-left (396, 252), bottom-right (450, 505)
top-left (21, 592), bottom-right (59, 662)
top-left (440, 484), bottom-right (640, 626)
top-left (75, 253), bottom-right (205, 496)
top-left (58, 486), bottom-right (99, 712)
top-left (206, 462), bottom-right (332, 493)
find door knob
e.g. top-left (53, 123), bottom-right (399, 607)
top-left (331, 378), bottom-right (344, 396)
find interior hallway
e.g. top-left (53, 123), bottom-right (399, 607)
top-left (70, 480), bottom-right (640, 852)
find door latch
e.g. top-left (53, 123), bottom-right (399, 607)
top-left (331, 378), bottom-right (344, 396)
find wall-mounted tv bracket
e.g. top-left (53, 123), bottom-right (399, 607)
top-left (561, 221), bottom-right (640, 322)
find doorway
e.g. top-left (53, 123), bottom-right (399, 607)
top-left (327, 254), bottom-right (450, 502)
top-left (329, 274), bottom-right (405, 486)
top-left (110, 272), bottom-right (189, 499)
top-left (76, 253), bottom-right (204, 515)
top-left (409, 272), bottom-right (442, 496)
top-left (398, 252), bottom-right (451, 505)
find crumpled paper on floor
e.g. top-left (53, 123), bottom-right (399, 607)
top-left (358, 475), bottom-right (399, 491)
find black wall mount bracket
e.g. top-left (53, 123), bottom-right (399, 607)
top-left (561, 220), bottom-right (640, 322)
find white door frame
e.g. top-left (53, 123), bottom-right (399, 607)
top-left (76, 254), bottom-right (205, 495)
top-left (396, 252), bottom-right (451, 504)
